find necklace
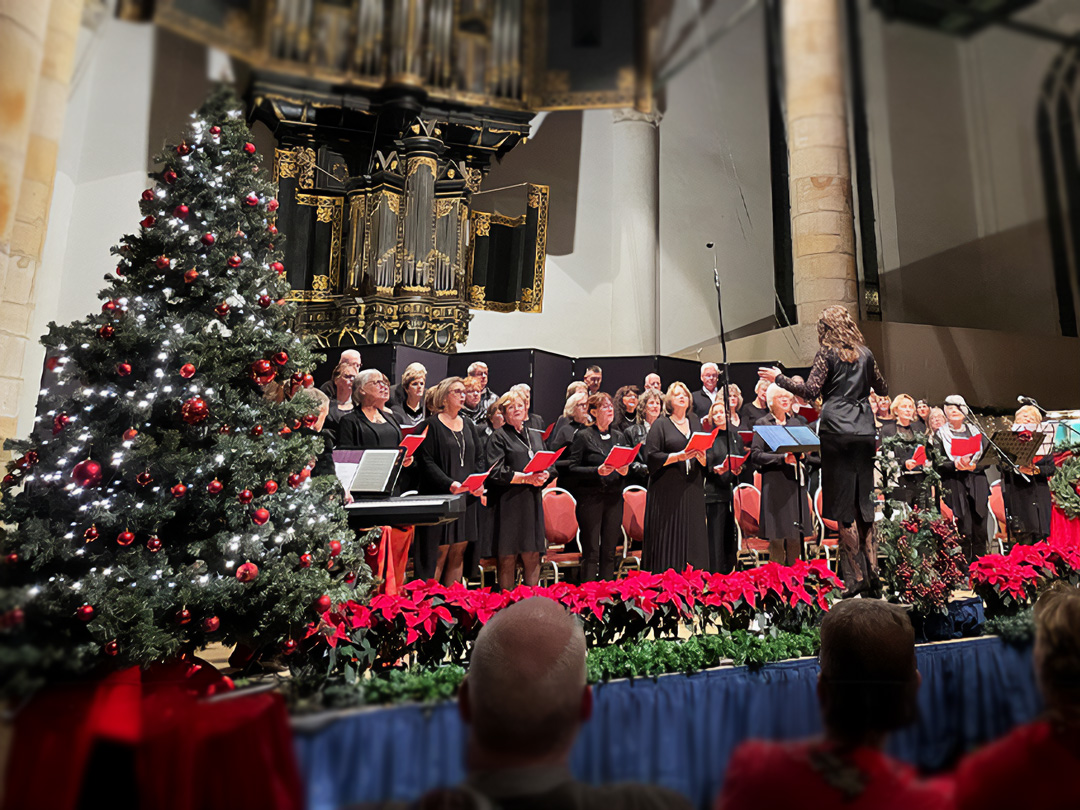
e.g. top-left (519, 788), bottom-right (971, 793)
top-left (451, 427), bottom-right (466, 466)
top-left (510, 425), bottom-right (535, 458)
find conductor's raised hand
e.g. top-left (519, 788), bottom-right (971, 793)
top-left (758, 366), bottom-right (781, 384)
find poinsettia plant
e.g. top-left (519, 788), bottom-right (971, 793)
top-left (970, 536), bottom-right (1080, 616)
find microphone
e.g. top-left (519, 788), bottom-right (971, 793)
top-left (706, 241), bottom-right (715, 249)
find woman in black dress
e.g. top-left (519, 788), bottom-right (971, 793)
top-left (1001, 405), bottom-right (1056, 545)
top-left (642, 382), bottom-right (709, 573)
top-left (337, 369), bottom-right (410, 456)
top-left (751, 385), bottom-right (815, 566)
top-left (624, 389), bottom-right (663, 488)
top-left (567, 392), bottom-right (630, 581)
top-left (486, 392), bottom-right (552, 590)
top-left (613, 385), bottom-right (641, 435)
top-left (879, 394), bottom-right (929, 508)
top-left (704, 400), bottom-right (745, 573)
top-left (934, 395), bottom-right (990, 562)
top-left (759, 305), bottom-right (887, 596)
top-left (414, 377), bottom-right (482, 584)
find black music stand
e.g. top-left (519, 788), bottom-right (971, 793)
top-left (754, 425), bottom-right (821, 559)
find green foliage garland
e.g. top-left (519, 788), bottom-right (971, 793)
top-left (1050, 452), bottom-right (1080, 521)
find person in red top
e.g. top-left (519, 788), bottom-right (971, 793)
top-left (954, 583), bottom-right (1080, 809)
top-left (714, 599), bottom-right (951, 810)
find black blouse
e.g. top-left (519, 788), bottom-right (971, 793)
top-left (778, 346), bottom-right (887, 437)
top-left (567, 424), bottom-right (628, 494)
top-left (336, 408), bottom-right (402, 449)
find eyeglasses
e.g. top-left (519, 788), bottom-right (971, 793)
top-left (449, 389), bottom-right (466, 396)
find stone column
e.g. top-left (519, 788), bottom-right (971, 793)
top-left (0, 0), bottom-right (82, 452)
top-left (611, 107), bottom-right (661, 353)
top-left (783, 0), bottom-right (858, 354)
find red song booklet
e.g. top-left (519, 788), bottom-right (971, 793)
top-left (603, 443), bottom-right (642, 469)
top-left (399, 427), bottom-right (428, 458)
top-left (523, 446), bottom-right (565, 474)
top-left (684, 427), bottom-right (720, 454)
top-left (911, 445), bottom-right (927, 466)
top-left (715, 451), bottom-right (751, 474)
top-left (949, 434), bottom-right (982, 457)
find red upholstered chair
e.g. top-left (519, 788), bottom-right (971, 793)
top-left (813, 487), bottom-right (839, 570)
top-left (733, 484), bottom-right (768, 567)
top-left (753, 471), bottom-right (762, 491)
top-left (617, 485), bottom-right (647, 577)
top-left (989, 480), bottom-right (1007, 553)
top-left (540, 487), bottom-right (581, 583)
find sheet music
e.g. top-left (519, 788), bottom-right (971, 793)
top-left (350, 449), bottom-right (402, 493)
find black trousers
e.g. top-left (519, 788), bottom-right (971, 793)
top-left (705, 499), bottom-right (737, 573)
top-left (412, 532), bottom-right (440, 581)
top-left (576, 490), bottom-right (624, 581)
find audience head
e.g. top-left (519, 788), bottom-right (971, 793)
top-left (638, 389), bottom-right (663, 425)
top-left (486, 399), bottom-right (505, 430)
top-left (891, 394), bottom-right (916, 424)
top-left (754, 378), bottom-right (769, 406)
top-left (564, 391), bottom-right (591, 425)
top-left (726, 384), bottom-right (743, 413)
top-left (338, 349), bottom-right (362, 373)
top-left (430, 377), bottom-right (466, 415)
top-left (401, 363), bottom-right (427, 405)
top-left (584, 365), bottom-right (603, 395)
top-left (706, 400), bottom-right (727, 430)
top-left (817, 305), bottom-right (866, 363)
top-left (613, 385), bottom-right (640, 424)
top-left (565, 380), bottom-right (588, 400)
top-left (818, 599), bottom-right (919, 744)
top-left (461, 597), bottom-right (589, 764)
top-left (766, 383), bottom-right (793, 416)
top-left (943, 395), bottom-right (968, 427)
top-left (700, 362), bottom-right (720, 392)
top-left (463, 376), bottom-right (483, 409)
top-left (1014, 405), bottom-right (1042, 425)
top-left (467, 362), bottom-right (490, 389)
top-left (1033, 584), bottom-right (1080, 724)
top-left (928, 407), bottom-right (947, 432)
top-left (294, 387), bottom-right (331, 432)
top-left (354, 369), bottom-right (391, 408)
top-left (588, 393), bottom-right (615, 430)
top-left (663, 382), bottom-right (693, 416)
top-left (497, 392), bottom-right (528, 429)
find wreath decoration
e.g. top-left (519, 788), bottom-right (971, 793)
top-left (1049, 451), bottom-right (1080, 521)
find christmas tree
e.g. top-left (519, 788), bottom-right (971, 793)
top-left (0, 86), bottom-right (368, 697)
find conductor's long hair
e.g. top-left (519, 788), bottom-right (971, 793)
top-left (817, 305), bottom-right (866, 364)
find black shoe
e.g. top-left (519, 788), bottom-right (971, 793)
top-left (840, 580), bottom-right (866, 599)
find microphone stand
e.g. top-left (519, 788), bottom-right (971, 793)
top-left (711, 244), bottom-right (741, 558)
top-left (956, 405), bottom-right (1027, 549)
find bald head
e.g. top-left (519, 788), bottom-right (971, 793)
top-left (339, 349), bottom-right (362, 372)
top-left (464, 598), bottom-right (588, 758)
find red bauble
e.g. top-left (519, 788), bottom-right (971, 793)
top-left (173, 204), bottom-right (189, 219)
top-left (314, 595), bottom-right (332, 612)
top-left (16, 451), bottom-right (37, 470)
top-left (236, 561), bottom-right (259, 582)
top-left (227, 254), bottom-right (242, 268)
top-left (250, 360), bottom-right (275, 385)
top-left (344, 571), bottom-right (357, 584)
top-left (301, 414), bottom-right (319, 428)
top-left (140, 215), bottom-right (155, 229)
top-left (97, 325), bottom-right (114, 339)
top-left (287, 473), bottom-right (302, 489)
top-left (136, 471), bottom-right (153, 486)
top-left (52, 413), bottom-right (69, 435)
top-left (155, 255), bottom-right (170, 269)
top-left (72, 459), bottom-right (102, 487)
top-left (299, 468), bottom-right (311, 482)
top-left (282, 639), bottom-right (298, 655)
top-left (299, 552), bottom-right (312, 568)
top-left (115, 264), bottom-right (127, 276)
top-left (210, 125), bottom-right (221, 135)
top-left (263, 480), bottom-right (278, 495)
top-left (175, 608), bottom-right (192, 625)
top-left (1, 474), bottom-right (16, 489)
top-left (171, 483), bottom-right (187, 498)
top-left (267, 198), bottom-right (279, 212)
top-left (268, 224), bottom-right (278, 235)
top-left (163, 169), bottom-right (178, 184)
top-left (245, 193), bottom-right (259, 207)
top-left (142, 189), bottom-right (155, 201)
top-left (258, 295), bottom-right (271, 308)
top-left (5, 608), bottom-right (25, 627)
top-left (104, 640), bottom-right (119, 656)
top-left (84, 525), bottom-right (99, 542)
top-left (214, 302), bottom-right (230, 317)
top-left (252, 508), bottom-right (270, 526)
top-left (207, 479), bottom-right (223, 494)
top-left (202, 616), bottom-right (220, 632)
top-left (270, 261), bottom-right (284, 275)
top-left (218, 424), bottom-right (231, 434)
top-left (237, 489), bottom-right (254, 505)
top-left (102, 300), bottom-right (118, 313)
top-left (329, 540), bottom-right (342, 557)
top-left (302, 374), bottom-right (315, 388)
top-left (122, 427), bottom-right (138, 441)
top-left (184, 268), bottom-right (199, 284)
top-left (181, 397), bottom-right (209, 424)
top-left (147, 536), bottom-right (162, 552)
top-left (243, 142), bottom-right (256, 154)
top-left (179, 363), bottom-right (196, 379)
top-left (116, 362), bottom-right (132, 377)
top-left (45, 355), bottom-right (62, 371)
top-left (117, 530), bottom-right (135, 546)
top-left (76, 604), bottom-right (95, 621)
top-left (250, 424), bottom-right (264, 437)
top-left (176, 143), bottom-right (191, 156)
top-left (272, 351), bottom-right (288, 366)
top-left (279, 425), bottom-right (292, 436)
top-left (290, 372), bottom-right (304, 385)
top-left (201, 232), bottom-right (215, 246)
top-left (5, 553), bottom-right (18, 565)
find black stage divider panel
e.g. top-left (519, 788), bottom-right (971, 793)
top-left (532, 350), bottom-right (575, 425)
top-left (573, 355), bottom-right (658, 396)
top-left (656, 356), bottom-right (701, 391)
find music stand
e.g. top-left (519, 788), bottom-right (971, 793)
top-left (754, 425), bottom-right (821, 558)
top-left (991, 427), bottom-right (1052, 469)
top-left (332, 448), bottom-right (406, 498)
